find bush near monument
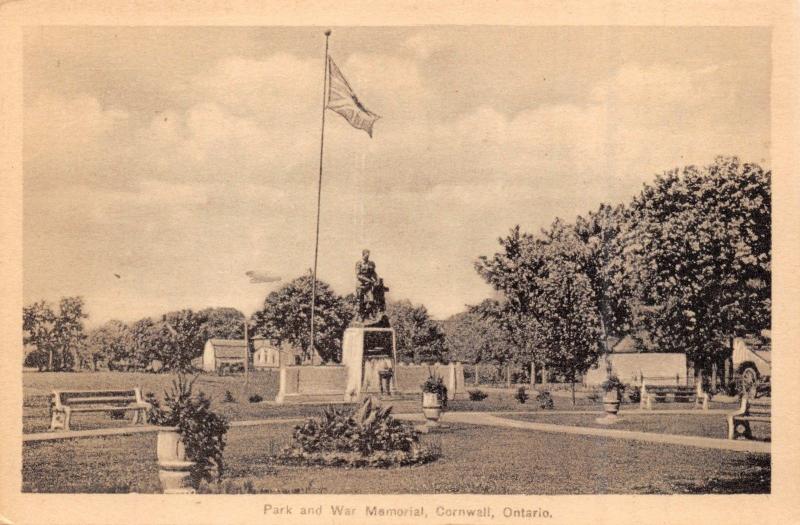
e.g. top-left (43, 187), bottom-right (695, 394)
top-left (145, 375), bottom-right (230, 484)
top-left (277, 398), bottom-right (439, 468)
top-left (468, 389), bottom-right (488, 401)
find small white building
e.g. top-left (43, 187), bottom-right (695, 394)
top-left (202, 338), bottom-right (249, 372)
top-left (583, 335), bottom-right (688, 386)
top-left (253, 339), bottom-right (298, 368)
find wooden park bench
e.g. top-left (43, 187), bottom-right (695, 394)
top-left (727, 396), bottom-right (771, 440)
top-left (639, 380), bottom-right (709, 410)
top-left (50, 388), bottom-right (150, 431)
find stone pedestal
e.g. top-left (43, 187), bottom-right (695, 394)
top-left (341, 327), bottom-right (397, 401)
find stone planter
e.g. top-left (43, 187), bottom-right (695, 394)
top-left (596, 390), bottom-right (621, 425)
top-left (156, 427), bottom-right (196, 494)
top-left (422, 392), bottom-right (443, 426)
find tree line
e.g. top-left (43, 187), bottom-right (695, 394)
top-left (463, 156), bottom-right (770, 394)
top-left (23, 274), bottom-right (447, 372)
top-left (24, 157), bottom-right (769, 388)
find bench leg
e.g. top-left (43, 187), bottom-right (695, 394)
top-left (729, 417), bottom-right (752, 440)
top-left (50, 409), bottom-right (66, 431)
top-left (62, 408), bottom-right (72, 431)
top-left (132, 408), bottom-right (146, 425)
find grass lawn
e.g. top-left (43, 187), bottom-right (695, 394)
top-left (22, 422), bottom-right (769, 494)
top-left (499, 412), bottom-right (771, 441)
top-left (22, 372), bottom-right (741, 433)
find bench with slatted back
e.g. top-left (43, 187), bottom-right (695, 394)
top-left (727, 396), bottom-right (771, 440)
top-left (50, 388), bottom-right (150, 431)
top-left (640, 380), bottom-right (709, 410)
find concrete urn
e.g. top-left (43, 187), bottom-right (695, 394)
top-left (156, 428), bottom-right (196, 494)
top-left (602, 390), bottom-right (621, 416)
top-left (422, 392), bottom-right (443, 425)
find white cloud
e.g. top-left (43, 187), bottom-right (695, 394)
top-left (24, 50), bottom-right (770, 322)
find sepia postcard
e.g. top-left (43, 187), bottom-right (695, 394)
top-left (1, 1), bottom-right (799, 524)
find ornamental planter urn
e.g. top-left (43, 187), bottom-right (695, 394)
top-left (156, 427), bottom-right (196, 494)
top-left (422, 392), bottom-right (443, 426)
top-left (602, 389), bottom-right (621, 416)
top-left (595, 389), bottom-right (621, 425)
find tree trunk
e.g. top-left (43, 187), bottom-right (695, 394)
top-left (506, 364), bottom-right (511, 388)
top-left (711, 361), bottom-right (718, 394)
top-left (48, 347), bottom-right (53, 372)
top-left (530, 362), bottom-right (536, 388)
top-left (571, 381), bottom-right (576, 405)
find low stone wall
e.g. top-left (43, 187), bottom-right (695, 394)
top-left (395, 362), bottom-right (465, 400)
top-left (275, 365), bottom-right (348, 404)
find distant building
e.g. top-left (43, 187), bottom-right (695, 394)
top-left (202, 338), bottom-right (250, 372)
top-left (583, 335), bottom-right (688, 386)
top-left (253, 340), bottom-right (300, 368)
top-left (203, 337), bottom-right (300, 371)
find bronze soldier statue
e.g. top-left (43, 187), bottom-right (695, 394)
top-left (355, 249), bottom-right (389, 323)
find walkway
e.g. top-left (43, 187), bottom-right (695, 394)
top-left (396, 412), bottom-right (771, 454)
top-left (23, 410), bottom-right (769, 454)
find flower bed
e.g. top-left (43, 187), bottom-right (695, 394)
top-left (276, 397), bottom-right (440, 468)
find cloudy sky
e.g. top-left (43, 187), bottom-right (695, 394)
top-left (23, 26), bottom-right (770, 325)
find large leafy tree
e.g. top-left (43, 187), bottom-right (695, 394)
top-left (22, 301), bottom-right (57, 370)
top-left (476, 222), bottom-right (604, 401)
top-left (129, 317), bottom-right (161, 370)
top-left (623, 157), bottom-right (771, 383)
top-left (200, 307), bottom-right (246, 340)
top-left (537, 224), bottom-right (604, 401)
top-left (253, 273), bottom-right (353, 363)
top-left (442, 306), bottom-right (510, 365)
top-left (160, 309), bottom-right (210, 371)
top-left (573, 203), bottom-right (632, 350)
top-left (23, 296), bottom-right (88, 371)
top-left (475, 226), bottom-right (551, 373)
top-left (84, 320), bottom-right (131, 370)
top-left (386, 300), bottom-right (446, 364)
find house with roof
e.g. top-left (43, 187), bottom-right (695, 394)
top-left (253, 339), bottom-right (300, 368)
top-left (202, 336), bottom-right (300, 372)
top-left (583, 334), bottom-right (688, 386)
top-left (202, 338), bottom-right (250, 372)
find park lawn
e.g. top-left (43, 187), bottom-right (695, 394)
top-left (21, 372), bottom-right (741, 433)
top-left (499, 412), bottom-right (771, 441)
top-left (23, 422), bottom-right (769, 494)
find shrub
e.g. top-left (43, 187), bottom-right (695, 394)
top-left (222, 390), bottom-right (236, 403)
top-left (601, 374), bottom-right (625, 395)
top-left (248, 394), bottom-right (263, 403)
top-left (468, 389), bottom-right (488, 401)
top-left (536, 390), bottom-right (554, 410)
top-left (146, 375), bottom-right (230, 485)
top-left (514, 386), bottom-right (529, 404)
top-left (279, 397), bottom-right (439, 468)
top-left (627, 386), bottom-right (641, 404)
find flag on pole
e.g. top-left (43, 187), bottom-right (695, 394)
top-left (326, 56), bottom-right (380, 137)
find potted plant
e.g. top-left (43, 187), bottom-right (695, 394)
top-left (421, 371), bottom-right (447, 426)
top-left (146, 374), bottom-right (229, 494)
top-left (596, 374), bottom-right (624, 424)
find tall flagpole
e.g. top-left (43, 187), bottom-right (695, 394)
top-left (309, 30), bottom-right (331, 363)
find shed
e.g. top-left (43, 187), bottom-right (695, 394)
top-left (202, 338), bottom-right (250, 372)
